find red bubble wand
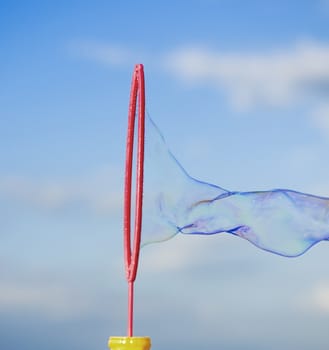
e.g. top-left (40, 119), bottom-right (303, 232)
top-left (108, 64), bottom-right (151, 349)
top-left (124, 64), bottom-right (145, 337)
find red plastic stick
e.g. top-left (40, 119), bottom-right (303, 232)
top-left (124, 64), bottom-right (145, 337)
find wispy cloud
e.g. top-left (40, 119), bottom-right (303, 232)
top-left (297, 281), bottom-right (329, 314)
top-left (165, 40), bottom-right (329, 110)
top-left (0, 166), bottom-right (123, 215)
top-left (310, 282), bottom-right (329, 313)
top-left (141, 233), bottom-right (265, 276)
top-left (0, 282), bottom-right (89, 320)
top-left (0, 260), bottom-right (123, 322)
top-left (72, 39), bottom-right (329, 115)
top-left (70, 40), bottom-right (147, 68)
top-left (312, 103), bottom-right (329, 137)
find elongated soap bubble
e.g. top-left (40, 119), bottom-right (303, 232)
top-left (142, 116), bottom-right (329, 257)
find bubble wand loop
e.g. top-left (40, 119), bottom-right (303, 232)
top-left (124, 64), bottom-right (145, 337)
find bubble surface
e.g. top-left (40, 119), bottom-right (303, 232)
top-left (142, 117), bottom-right (329, 257)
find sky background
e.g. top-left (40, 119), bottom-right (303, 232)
top-left (1, 1), bottom-right (329, 349)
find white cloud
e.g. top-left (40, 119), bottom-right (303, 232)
top-left (72, 41), bottom-right (131, 66)
top-left (0, 166), bottom-right (123, 215)
top-left (70, 40), bottom-right (147, 68)
top-left (312, 103), bottom-right (329, 136)
top-left (140, 232), bottom-right (259, 275)
top-left (296, 281), bottom-right (329, 314)
top-left (165, 41), bottom-right (329, 110)
top-left (320, 0), bottom-right (329, 12)
top-left (310, 283), bottom-right (329, 313)
top-left (0, 260), bottom-right (123, 321)
top-left (141, 236), bottom-right (202, 273)
top-left (0, 282), bottom-right (91, 320)
top-left (72, 39), bottom-right (329, 114)
top-left (0, 176), bottom-right (72, 208)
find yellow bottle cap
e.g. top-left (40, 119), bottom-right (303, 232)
top-left (108, 336), bottom-right (151, 350)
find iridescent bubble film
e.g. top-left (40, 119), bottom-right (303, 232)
top-left (142, 117), bottom-right (329, 257)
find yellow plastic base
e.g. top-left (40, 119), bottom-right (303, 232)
top-left (108, 336), bottom-right (151, 350)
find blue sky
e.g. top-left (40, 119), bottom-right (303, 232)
top-left (1, 1), bottom-right (329, 349)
